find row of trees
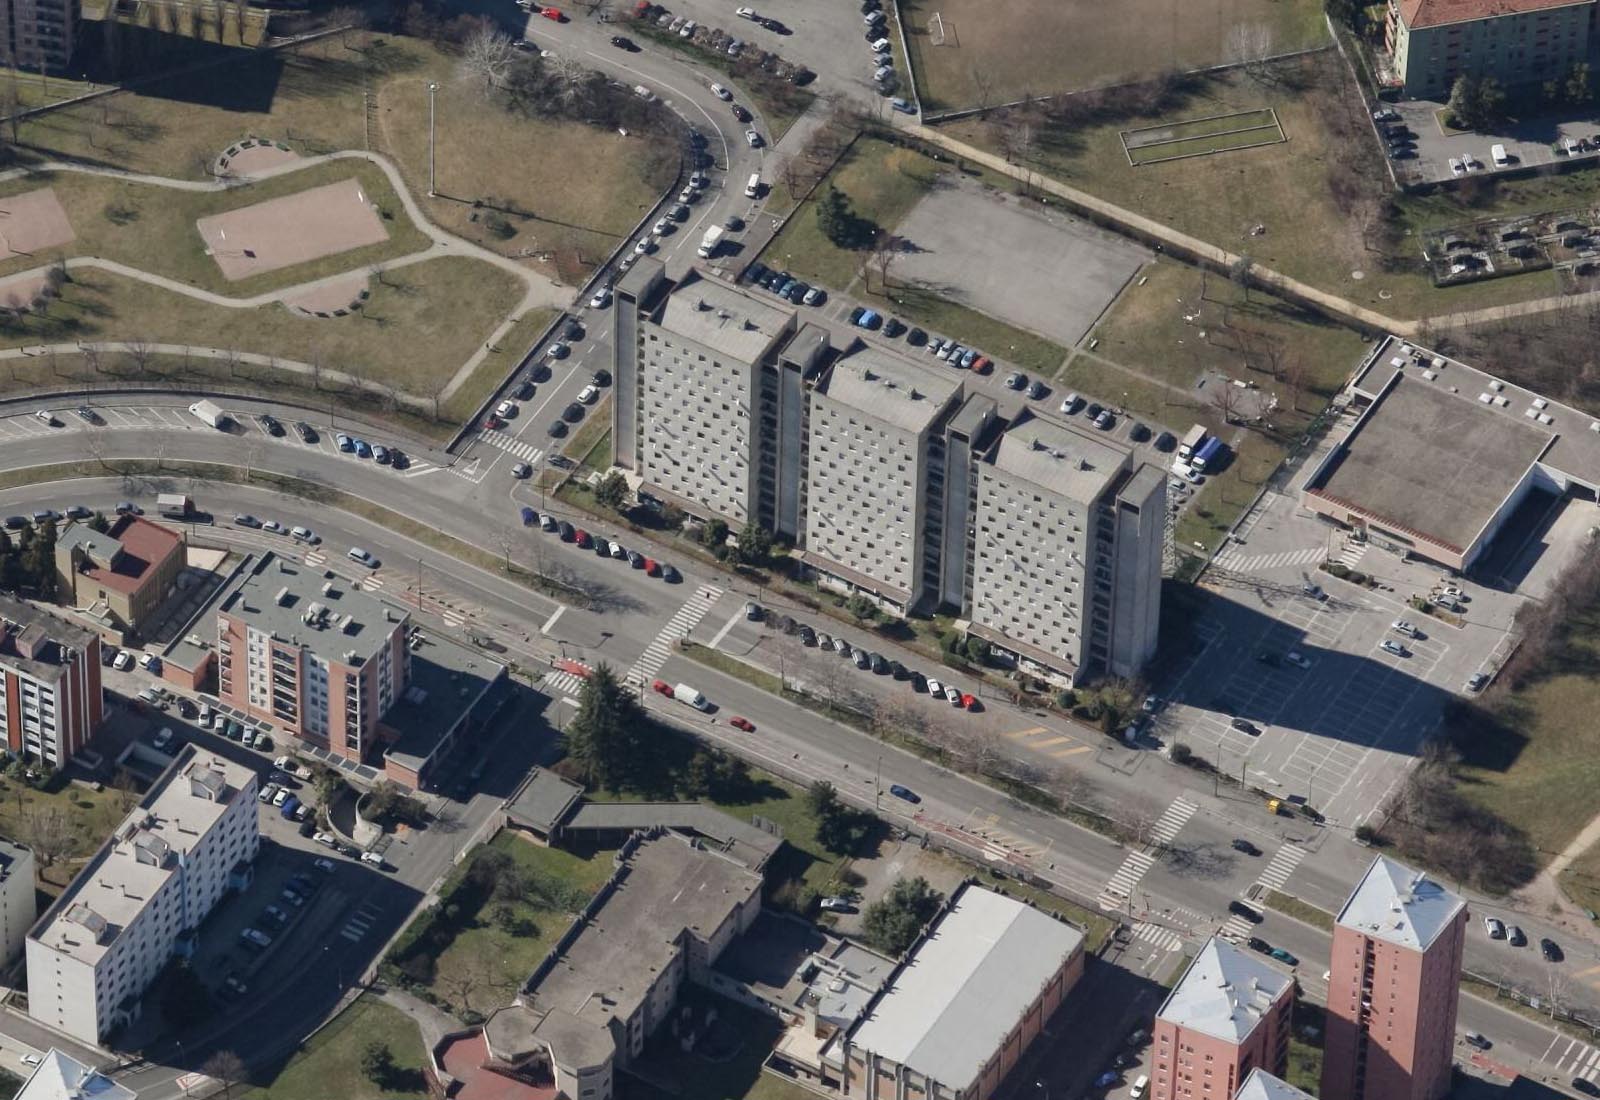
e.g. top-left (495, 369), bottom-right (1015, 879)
top-left (0, 520), bottom-right (59, 600)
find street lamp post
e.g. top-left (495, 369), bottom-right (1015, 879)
top-left (427, 82), bottom-right (439, 197)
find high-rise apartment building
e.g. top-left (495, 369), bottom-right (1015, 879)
top-left (0, 837), bottom-right (35, 964)
top-left (27, 748), bottom-right (259, 1044)
top-left (1322, 856), bottom-right (1466, 1100)
top-left (967, 413), bottom-right (1164, 683)
top-left (216, 553), bottom-right (407, 763)
top-left (0, 594), bottom-right (101, 767)
top-left (800, 347), bottom-right (963, 616)
top-left (1152, 937), bottom-right (1294, 1100)
top-left (0, 0), bottom-right (76, 73)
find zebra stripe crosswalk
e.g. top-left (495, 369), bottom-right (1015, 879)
top-left (1214, 546), bottom-right (1325, 574)
top-left (1543, 1036), bottom-right (1600, 1082)
top-left (341, 902), bottom-right (382, 944)
top-left (479, 428), bottom-right (543, 464)
top-left (628, 585), bottom-right (723, 685)
top-left (1336, 540), bottom-right (1368, 569)
top-left (1097, 851), bottom-right (1156, 909)
top-left (1219, 910), bottom-right (1258, 942)
top-left (1149, 797), bottom-right (1199, 845)
top-left (1132, 921), bottom-right (1184, 953)
top-left (542, 666), bottom-right (591, 704)
top-left (1254, 844), bottom-right (1306, 893)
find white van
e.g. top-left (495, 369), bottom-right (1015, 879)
top-left (1130, 1076), bottom-right (1150, 1100)
top-left (744, 173), bottom-right (761, 198)
top-left (673, 683), bottom-right (709, 711)
top-left (1491, 143), bottom-right (1509, 167)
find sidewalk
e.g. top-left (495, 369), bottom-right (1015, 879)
top-left (377, 987), bottom-right (462, 1054)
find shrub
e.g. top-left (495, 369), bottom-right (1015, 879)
top-left (1169, 742), bottom-right (1193, 765)
top-left (1354, 824), bottom-right (1381, 845)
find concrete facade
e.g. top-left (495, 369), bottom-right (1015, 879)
top-left (1152, 938), bottom-right (1294, 1100)
top-left (27, 748), bottom-right (259, 1044)
top-left (1321, 856), bottom-right (1467, 1100)
top-left (55, 516), bottom-right (186, 638)
top-left (0, 837), bottom-right (35, 964)
top-left (0, 594), bottom-right (102, 768)
top-left (0, 0), bottom-right (76, 73)
top-left (1386, 0), bottom-right (1593, 98)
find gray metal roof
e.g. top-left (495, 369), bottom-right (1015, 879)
top-left (1156, 937), bottom-right (1293, 1043)
top-left (218, 553), bottom-right (404, 667)
top-left (658, 276), bottom-right (793, 363)
top-left (1235, 1069), bottom-right (1316, 1100)
top-left (816, 347), bottom-right (961, 434)
top-left (986, 411), bottom-right (1129, 505)
top-left (382, 632), bottom-right (505, 775)
top-left (505, 768), bottom-right (585, 832)
top-left (1337, 855), bottom-right (1464, 951)
top-left (846, 885), bottom-right (1084, 1091)
top-left (0, 593), bottom-right (96, 683)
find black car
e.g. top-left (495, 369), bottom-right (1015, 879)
top-left (610, 34), bottom-right (637, 49)
top-left (907, 327), bottom-right (927, 346)
top-left (627, 550), bottom-right (644, 568)
top-left (178, 698), bottom-right (197, 718)
top-left (661, 564), bottom-right (680, 582)
top-left (391, 450), bottom-right (409, 469)
top-left (910, 672), bottom-right (928, 692)
top-left (883, 317), bottom-right (906, 338)
top-left (4, 516), bottom-right (29, 530)
top-left (869, 653), bottom-right (889, 674)
top-left (513, 379), bottom-right (536, 400)
top-left (293, 420), bottom-right (317, 443)
top-left (1231, 838), bottom-right (1261, 856)
top-left (890, 661), bottom-right (908, 679)
top-left (761, 16), bottom-right (788, 32)
top-left (547, 420), bottom-right (568, 438)
top-left (746, 261), bottom-right (771, 285)
top-left (1464, 1033), bottom-right (1492, 1051)
top-left (549, 454), bottom-right (577, 471)
top-left (787, 281), bottom-right (810, 303)
top-left (1542, 937), bottom-right (1564, 962)
top-left (298, 817), bottom-right (317, 837)
top-left (887, 783), bottom-right (919, 803)
top-left (593, 369), bottom-right (612, 387)
top-left (1247, 936), bottom-right (1270, 953)
top-left (557, 521), bottom-right (575, 540)
top-left (1573, 1078), bottom-right (1599, 1096)
top-left (75, 406), bottom-right (99, 423)
top-left (1256, 651), bottom-right (1280, 667)
top-left (1086, 402), bottom-right (1104, 419)
top-left (848, 305), bottom-right (867, 325)
top-left (258, 414), bottom-right (285, 436)
top-left (1228, 900), bottom-right (1264, 923)
top-left (564, 319), bottom-right (585, 341)
top-left (562, 403), bottom-right (585, 423)
top-left (1231, 718), bottom-right (1262, 736)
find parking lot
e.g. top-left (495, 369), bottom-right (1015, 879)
top-left (891, 176), bottom-right (1150, 347)
top-left (1388, 98), bottom-right (1600, 185)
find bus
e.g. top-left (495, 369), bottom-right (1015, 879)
top-left (1178, 424), bottom-right (1207, 459)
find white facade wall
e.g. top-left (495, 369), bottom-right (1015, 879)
top-left (638, 329), bottom-right (754, 524)
top-left (0, 842), bottom-right (35, 964)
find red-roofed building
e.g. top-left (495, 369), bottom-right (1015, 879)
top-left (54, 516), bottom-right (185, 638)
top-left (1385, 0), bottom-right (1594, 96)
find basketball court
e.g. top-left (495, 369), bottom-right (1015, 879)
top-left (0, 188), bottom-right (76, 262)
top-left (196, 178), bottom-right (389, 281)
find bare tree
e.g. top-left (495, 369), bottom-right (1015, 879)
top-left (222, 346), bottom-right (242, 380)
top-left (110, 769), bottom-right (141, 814)
top-left (458, 25), bottom-right (517, 97)
top-left (1283, 356), bottom-right (1310, 413)
top-left (969, 63), bottom-right (996, 117)
top-left (124, 337), bottom-right (154, 377)
top-left (327, 3), bottom-right (369, 47)
top-left (1209, 383), bottom-right (1243, 426)
top-left (86, 425), bottom-right (108, 470)
top-left (18, 804), bottom-right (75, 868)
top-left (201, 1050), bottom-right (248, 1100)
top-left (494, 521), bottom-right (518, 571)
top-left (1228, 253), bottom-right (1254, 302)
top-left (1225, 22), bottom-right (1277, 83)
top-left (870, 230), bottom-right (901, 294)
top-left (773, 631), bottom-right (802, 694)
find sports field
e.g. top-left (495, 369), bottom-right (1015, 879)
top-left (1121, 108), bottom-right (1285, 165)
top-left (900, 0), bottom-right (1329, 110)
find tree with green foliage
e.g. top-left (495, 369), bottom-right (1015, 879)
top-left (87, 512), bottom-right (110, 534)
top-left (735, 522), bottom-right (772, 566)
top-left (846, 594), bottom-right (879, 625)
top-left (594, 471), bottom-right (629, 511)
top-left (963, 636), bottom-right (991, 664)
top-left (862, 876), bottom-right (944, 955)
top-left (807, 780), bottom-right (871, 855)
top-left (1324, 0), bottom-right (1360, 30)
top-left (1568, 61), bottom-right (1594, 105)
top-left (361, 1040), bottom-right (396, 1087)
top-left (816, 185), bottom-right (856, 247)
top-left (564, 663), bottom-right (649, 790)
top-left (700, 518), bottom-right (730, 550)
top-left (1447, 73), bottom-right (1506, 130)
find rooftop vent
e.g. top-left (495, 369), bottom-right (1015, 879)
top-left (274, 586), bottom-right (291, 607)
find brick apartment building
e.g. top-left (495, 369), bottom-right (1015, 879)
top-left (1385, 0), bottom-right (1595, 98)
top-left (55, 516), bottom-right (186, 638)
top-left (0, 0), bottom-right (77, 72)
top-left (1322, 856), bottom-right (1467, 1100)
top-left (1152, 937), bottom-right (1294, 1100)
top-left (0, 594), bottom-right (101, 768)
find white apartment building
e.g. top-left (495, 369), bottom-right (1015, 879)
top-left (968, 414), bottom-right (1164, 684)
top-left (15, 1049), bottom-right (135, 1100)
top-left (801, 348), bottom-right (962, 615)
top-left (0, 838), bottom-right (36, 963)
top-left (27, 749), bottom-right (259, 1044)
top-left (619, 266), bottom-right (797, 527)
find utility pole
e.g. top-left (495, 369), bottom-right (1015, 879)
top-left (427, 82), bottom-right (439, 197)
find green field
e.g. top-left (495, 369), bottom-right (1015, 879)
top-left (250, 994), bottom-right (428, 1100)
top-left (940, 51), bottom-right (1600, 321)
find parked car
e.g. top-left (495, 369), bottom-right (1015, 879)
top-left (1231, 838), bottom-right (1261, 856)
top-left (887, 784), bottom-right (920, 803)
top-left (1542, 937), bottom-right (1564, 961)
top-left (1230, 718), bottom-right (1261, 736)
top-left (729, 716), bottom-right (756, 732)
top-left (1380, 639), bottom-right (1409, 657)
top-left (1268, 947), bottom-right (1298, 966)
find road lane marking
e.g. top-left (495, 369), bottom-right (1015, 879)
top-left (709, 608), bottom-right (743, 650)
top-left (541, 605), bottom-right (566, 635)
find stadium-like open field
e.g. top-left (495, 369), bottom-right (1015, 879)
top-left (899, 0), bottom-right (1329, 111)
top-left (1121, 108), bottom-right (1285, 165)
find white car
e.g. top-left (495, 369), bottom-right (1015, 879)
top-left (711, 82), bottom-right (732, 101)
top-left (634, 237), bottom-right (656, 255)
top-left (1448, 157), bottom-right (1464, 177)
top-left (926, 678), bottom-right (943, 698)
top-left (736, 5), bottom-right (757, 17)
top-left (261, 520), bottom-right (286, 535)
top-left (1484, 915), bottom-right (1506, 938)
top-left (590, 287), bottom-right (612, 309)
top-left (870, 36), bottom-right (891, 51)
top-left (547, 341), bottom-right (570, 359)
top-left (1462, 152), bottom-right (1480, 171)
top-left (33, 410), bottom-right (56, 426)
top-left (347, 547), bottom-right (378, 569)
top-left (944, 685), bottom-right (961, 704)
top-left (654, 217), bottom-right (675, 235)
top-left (113, 651), bottom-right (134, 671)
top-left (745, 129), bottom-right (763, 147)
top-left (1391, 620), bottom-right (1418, 637)
top-left (137, 652), bottom-right (159, 671)
top-left (1380, 638), bottom-right (1409, 658)
top-left (361, 850), bottom-right (385, 866)
top-left (495, 400), bottom-right (518, 419)
top-left (314, 831), bottom-right (337, 847)
top-left (1285, 650), bottom-right (1312, 670)
top-left (20, 1054), bottom-right (40, 1067)
top-left (610, 542), bottom-right (627, 560)
top-left (578, 384), bottom-right (599, 405)
top-left (290, 525), bottom-right (319, 544)
top-left (272, 788), bottom-right (290, 807)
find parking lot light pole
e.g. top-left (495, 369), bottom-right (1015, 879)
top-left (427, 82), bottom-right (439, 197)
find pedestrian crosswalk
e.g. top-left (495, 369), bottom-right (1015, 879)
top-left (1149, 797), bottom-right (1199, 845)
top-left (1214, 546), bottom-right (1326, 574)
top-left (1543, 1035), bottom-right (1600, 1082)
top-left (1254, 844), bottom-right (1307, 894)
top-left (627, 585), bottom-right (723, 685)
top-left (341, 901), bottom-right (383, 944)
top-left (303, 549), bottom-right (326, 568)
top-left (1219, 909), bottom-right (1258, 943)
top-left (542, 665), bottom-right (592, 704)
top-left (1132, 921), bottom-right (1184, 953)
top-left (1336, 540), bottom-right (1368, 569)
top-left (480, 428), bottom-right (543, 464)
top-left (1098, 851), bottom-right (1156, 910)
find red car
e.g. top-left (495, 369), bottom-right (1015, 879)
top-left (483, 414), bottom-right (503, 430)
top-left (961, 693), bottom-right (980, 711)
top-left (652, 679), bottom-right (673, 696)
top-left (574, 529), bottom-right (592, 548)
top-left (729, 716), bottom-right (756, 732)
top-left (644, 558), bottom-right (660, 576)
top-left (540, 5), bottom-right (565, 19)
top-left (971, 356), bottom-right (992, 374)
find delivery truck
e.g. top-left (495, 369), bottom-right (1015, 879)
top-left (188, 399), bottom-right (230, 430)
top-left (673, 683), bottom-right (709, 711)
top-left (697, 225), bottom-right (725, 258)
top-left (1178, 424), bottom-right (1207, 460)
top-left (1191, 435), bottom-right (1225, 472)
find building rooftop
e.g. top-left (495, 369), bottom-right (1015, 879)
top-left (948, 392), bottom-right (998, 442)
top-left (657, 274), bottom-right (793, 364)
top-left (0, 594), bottom-right (96, 683)
top-left (1235, 1069), bottom-right (1317, 1100)
top-left (1157, 937), bottom-right (1293, 1044)
top-left (0, 837), bottom-right (29, 885)
top-left (1399, 0), bottom-right (1590, 30)
top-left (816, 347), bottom-right (961, 435)
top-left (1308, 347), bottom-right (1553, 556)
top-left (218, 553), bottom-right (406, 667)
top-left (16, 1048), bottom-right (135, 1100)
top-left (381, 632), bottom-right (504, 776)
top-left (1338, 855), bottom-right (1465, 951)
top-left (504, 769), bottom-right (585, 835)
top-left (986, 412), bottom-right (1129, 505)
top-left (840, 884), bottom-right (1084, 1092)
top-left (562, 801), bottom-right (783, 871)
top-left (524, 832), bottom-right (761, 1048)
top-left (32, 748), bottom-right (254, 968)
top-left (58, 515), bottom-right (182, 597)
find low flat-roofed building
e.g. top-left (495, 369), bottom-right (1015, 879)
top-left (377, 631), bottom-right (506, 790)
top-left (824, 883), bottom-right (1086, 1100)
top-left (1303, 337), bottom-right (1600, 571)
top-left (55, 516), bottom-right (185, 638)
top-left (27, 748), bottom-right (258, 1044)
top-left (1152, 937), bottom-right (1294, 1100)
top-left (15, 1048), bottom-right (136, 1100)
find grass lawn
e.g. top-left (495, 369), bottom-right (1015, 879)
top-left (0, 161), bottom-right (429, 298)
top-left (422, 832), bottom-right (615, 1013)
top-left (1084, 258), bottom-right (1369, 552)
top-left (767, 136), bottom-right (1067, 373)
top-left (1286, 1001), bottom-right (1326, 1093)
top-left (248, 994), bottom-right (427, 1100)
top-left (940, 51), bottom-right (1600, 320)
top-left (0, 259), bottom-right (527, 407)
top-left (705, 773), bottom-right (855, 907)
top-left (900, 0), bottom-right (1328, 111)
top-left (0, 775), bottom-right (134, 862)
top-left (564, 412), bottom-right (612, 471)
top-left (1264, 889), bottom-right (1335, 932)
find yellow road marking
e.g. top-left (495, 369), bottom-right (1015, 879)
top-left (1032, 736), bottom-right (1071, 749)
top-left (1051, 745), bottom-right (1093, 758)
top-left (1006, 726), bottom-right (1050, 739)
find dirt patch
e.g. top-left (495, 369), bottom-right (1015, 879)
top-left (196, 178), bottom-right (390, 281)
top-left (220, 140), bottom-right (303, 177)
top-left (0, 188), bottom-right (75, 261)
top-left (285, 271), bottom-right (370, 315)
top-left (828, 835), bottom-right (968, 938)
